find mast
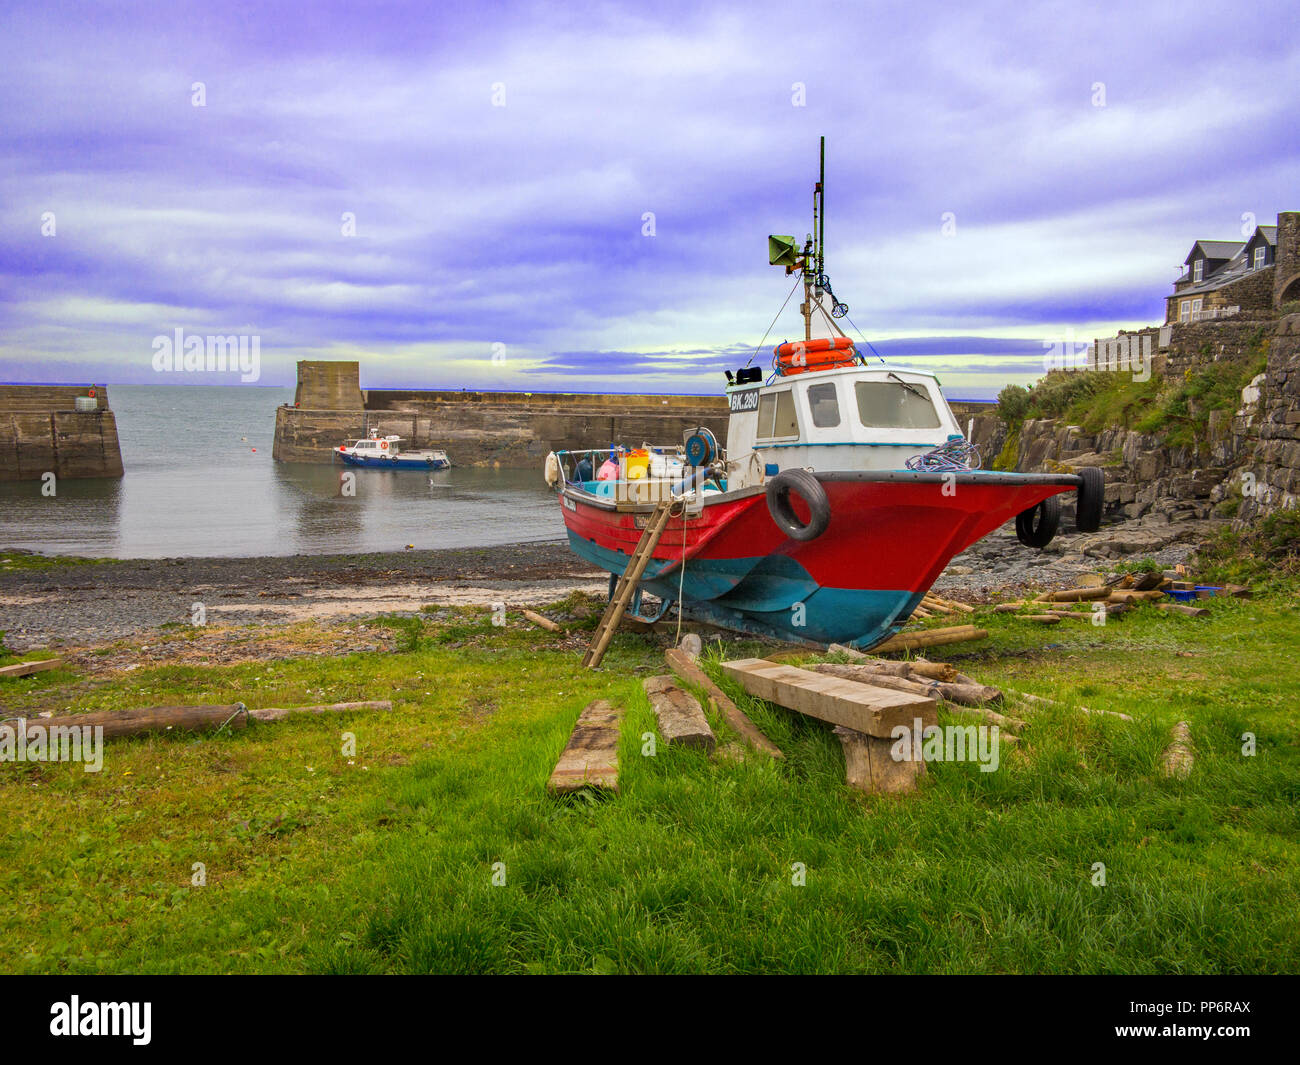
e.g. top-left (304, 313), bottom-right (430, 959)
top-left (800, 136), bottom-right (826, 342)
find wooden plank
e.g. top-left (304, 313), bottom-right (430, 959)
top-left (548, 699), bottom-right (623, 794)
top-left (834, 725), bottom-right (926, 794)
top-left (643, 675), bottom-right (716, 752)
top-left (247, 700), bottom-right (393, 723)
top-left (664, 648), bottom-right (783, 759)
top-left (720, 658), bottom-right (936, 738)
top-left (0, 657), bottom-right (65, 679)
top-left (28, 703), bottom-right (247, 740)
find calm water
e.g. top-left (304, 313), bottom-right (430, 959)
top-left (0, 385), bottom-right (565, 558)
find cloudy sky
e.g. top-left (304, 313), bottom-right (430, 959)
top-left (2, 0), bottom-right (1296, 398)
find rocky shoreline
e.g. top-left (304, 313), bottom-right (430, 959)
top-left (0, 513), bottom-right (1220, 650)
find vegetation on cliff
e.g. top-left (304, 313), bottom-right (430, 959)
top-left (996, 337), bottom-right (1267, 463)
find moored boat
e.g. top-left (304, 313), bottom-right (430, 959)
top-left (335, 430), bottom-right (450, 470)
top-left (547, 140), bottom-right (1102, 649)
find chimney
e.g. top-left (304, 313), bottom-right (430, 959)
top-left (1275, 211), bottom-right (1300, 308)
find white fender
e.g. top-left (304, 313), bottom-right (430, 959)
top-left (543, 451), bottom-right (561, 488)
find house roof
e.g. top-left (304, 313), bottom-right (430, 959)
top-left (1185, 239), bottom-right (1245, 265)
top-left (1170, 246), bottom-right (1272, 298)
top-left (1250, 225), bottom-right (1278, 247)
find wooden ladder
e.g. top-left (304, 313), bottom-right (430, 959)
top-left (582, 497), bottom-right (677, 669)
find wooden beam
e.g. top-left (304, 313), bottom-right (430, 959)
top-left (720, 659), bottom-right (936, 738)
top-left (0, 657), bottom-right (65, 679)
top-left (548, 699), bottom-right (623, 794)
top-left (643, 675), bottom-right (716, 752)
top-left (1158, 603), bottom-right (1210, 618)
top-left (664, 648), bottom-right (783, 759)
top-left (834, 725), bottom-right (925, 794)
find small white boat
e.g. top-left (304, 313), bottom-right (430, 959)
top-left (335, 430), bottom-right (450, 470)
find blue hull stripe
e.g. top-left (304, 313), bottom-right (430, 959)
top-left (565, 530), bottom-right (923, 649)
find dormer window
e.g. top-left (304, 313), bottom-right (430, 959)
top-left (1193, 259), bottom-right (1204, 282)
top-left (1254, 247), bottom-right (1266, 269)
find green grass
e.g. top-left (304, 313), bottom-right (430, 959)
top-left (1, 594), bottom-right (1298, 974)
top-left (0, 551), bottom-right (119, 573)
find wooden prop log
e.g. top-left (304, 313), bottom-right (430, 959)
top-left (806, 662), bottom-right (1002, 709)
top-left (721, 659), bottom-right (936, 738)
top-left (521, 609), bottom-right (563, 633)
top-left (24, 703), bottom-right (247, 740)
top-left (1107, 589), bottom-right (1165, 604)
top-left (664, 648), bottom-right (783, 759)
top-left (946, 705), bottom-right (1028, 732)
top-left (548, 699), bottom-right (623, 794)
top-left (1158, 603), bottom-right (1209, 618)
top-left (1161, 720), bottom-right (1194, 778)
top-left (0, 657), bottom-right (65, 679)
top-left (820, 651), bottom-right (956, 683)
top-left (643, 675), bottom-right (716, 752)
top-left (247, 700), bottom-right (393, 723)
top-left (870, 625), bottom-right (987, 654)
top-left (925, 594), bottom-right (974, 614)
top-left (1017, 614), bottom-right (1061, 624)
top-left (1005, 689), bottom-right (1133, 722)
top-left (834, 725), bottom-right (925, 795)
top-left (1046, 610), bottom-right (1093, 622)
top-left (1048, 586), bottom-right (1111, 602)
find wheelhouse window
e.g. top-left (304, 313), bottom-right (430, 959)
top-left (1254, 247), bottom-right (1267, 269)
top-left (756, 389), bottom-right (799, 439)
top-left (854, 380), bottom-right (941, 430)
top-left (805, 382), bottom-right (841, 428)
top-left (1193, 259), bottom-right (1204, 282)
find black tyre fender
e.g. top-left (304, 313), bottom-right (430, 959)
top-left (1075, 467), bottom-right (1104, 532)
top-left (765, 469), bottom-right (831, 542)
top-left (1015, 493), bottom-right (1061, 548)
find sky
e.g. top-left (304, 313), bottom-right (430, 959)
top-left (1, 0), bottom-right (1297, 399)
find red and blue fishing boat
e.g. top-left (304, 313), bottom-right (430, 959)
top-left (547, 140), bottom-right (1102, 648)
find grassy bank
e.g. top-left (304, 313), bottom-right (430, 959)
top-left (1, 591), bottom-right (1298, 974)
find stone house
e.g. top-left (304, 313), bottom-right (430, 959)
top-left (1164, 211), bottom-right (1300, 324)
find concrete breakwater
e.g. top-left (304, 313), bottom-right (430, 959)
top-left (273, 360), bottom-right (995, 468)
top-left (0, 384), bottom-right (123, 482)
top-left (275, 360), bottom-right (731, 468)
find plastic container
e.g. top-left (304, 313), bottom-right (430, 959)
top-left (625, 449), bottom-right (649, 480)
top-left (596, 459), bottom-right (619, 481)
top-left (1164, 589), bottom-right (1196, 602)
top-left (74, 396), bottom-right (98, 412)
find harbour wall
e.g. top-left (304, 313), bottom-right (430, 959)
top-left (0, 384), bottom-right (124, 482)
top-left (273, 360), bottom-right (995, 468)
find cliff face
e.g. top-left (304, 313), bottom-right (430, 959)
top-left (970, 313), bottom-right (1300, 530)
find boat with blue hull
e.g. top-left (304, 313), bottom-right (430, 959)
top-left (335, 431), bottom-right (449, 470)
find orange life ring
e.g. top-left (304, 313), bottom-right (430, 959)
top-left (774, 337), bottom-right (854, 358)
top-left (88, 387), bottom-right (97, 398)
top-left (380, 440), bottom-right (389, 450)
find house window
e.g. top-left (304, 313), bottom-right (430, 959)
top-left (756, 389), bottom-right (799, 440)
top-left (806, 382), bottom-right (841, 428)
top-left (1193, 259), bottom-right (1204, 282)
top-left (1254, 247), bottom-right (1267, 269)
top-left (855, 380), bottom-right (941, 429)
top-left (1180, 300), bottom-right (1191, 322)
